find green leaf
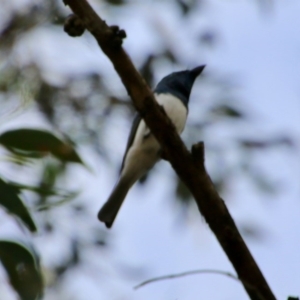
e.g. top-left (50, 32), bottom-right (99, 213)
top-left (0, 178), bottom-right (37, 232)
top-left (0, 240), bottom-right (43, 300)
top-left (0, 128), bottom-right (83, 164)
top-left (240, 137), bottom-right (294, 149)
top-left (8, 181), bottom-right (79, 198)
top-left (104, 0), bottom-right (125, 5)
top-left (211, 104), bottom-right (244, 118)
top-left (36, 191), bottom-right (79, 211)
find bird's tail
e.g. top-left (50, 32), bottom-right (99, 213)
top-left (98, 177), bottom-right (132, 228)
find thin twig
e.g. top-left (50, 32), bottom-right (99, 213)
top-left (133, 269), bottom-right (265, 300)
top-left (134, 268), bottom-right (265, 300)
top-left (134, 269), bottom-right (239, 289)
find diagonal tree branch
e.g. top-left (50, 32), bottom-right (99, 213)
top-left (62, 1), bottom-right (276, 299)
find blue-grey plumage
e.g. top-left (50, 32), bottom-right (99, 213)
top-left (98, 65), bottom-right (205, 228)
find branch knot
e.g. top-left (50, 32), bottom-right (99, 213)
top-left (64, 14), bottom-right (85, 37)
top-left (106, 25), bottom-right (127, 49)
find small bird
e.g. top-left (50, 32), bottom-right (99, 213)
top-left (98, 65), bottom-right (205, 228)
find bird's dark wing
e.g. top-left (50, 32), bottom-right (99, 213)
top-left (120, 113), bottom-right (142, 173)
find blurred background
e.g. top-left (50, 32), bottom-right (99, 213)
top-left (0, 0), bottom-right (299, 299)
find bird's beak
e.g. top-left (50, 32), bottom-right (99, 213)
top-left (191, 65), bottom-right (206, 77)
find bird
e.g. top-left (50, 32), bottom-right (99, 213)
top-left (98, 65), bottom-right (205, 228)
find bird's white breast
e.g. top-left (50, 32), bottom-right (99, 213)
top-left (155, 93), bottom-right (187, 133)
top-left (132, 93), bottom-right (188, 146)
top-left (121, 93), bottom-right (188, 180)
top-left (132, 93), bottom-right (187, 146)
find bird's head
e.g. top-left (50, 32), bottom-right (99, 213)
top-left (154, 65), bottom-right (205, 106)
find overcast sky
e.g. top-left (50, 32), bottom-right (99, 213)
top-left (0, 0), bottom-right (299, 299)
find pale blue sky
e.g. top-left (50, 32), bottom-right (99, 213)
top-left (0, 0), bottom-right (299, 299)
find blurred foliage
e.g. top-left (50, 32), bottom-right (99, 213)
top-left (0, 126), bottom-right (84, 297)
top-left (0, 0), bottom-right (293, 299)
top-left (0, 178), bottom-right (37, 232)
top-left (0, 129), bottom-right (83, 163)
top-left (0, 240), bottom-right (43, 300)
